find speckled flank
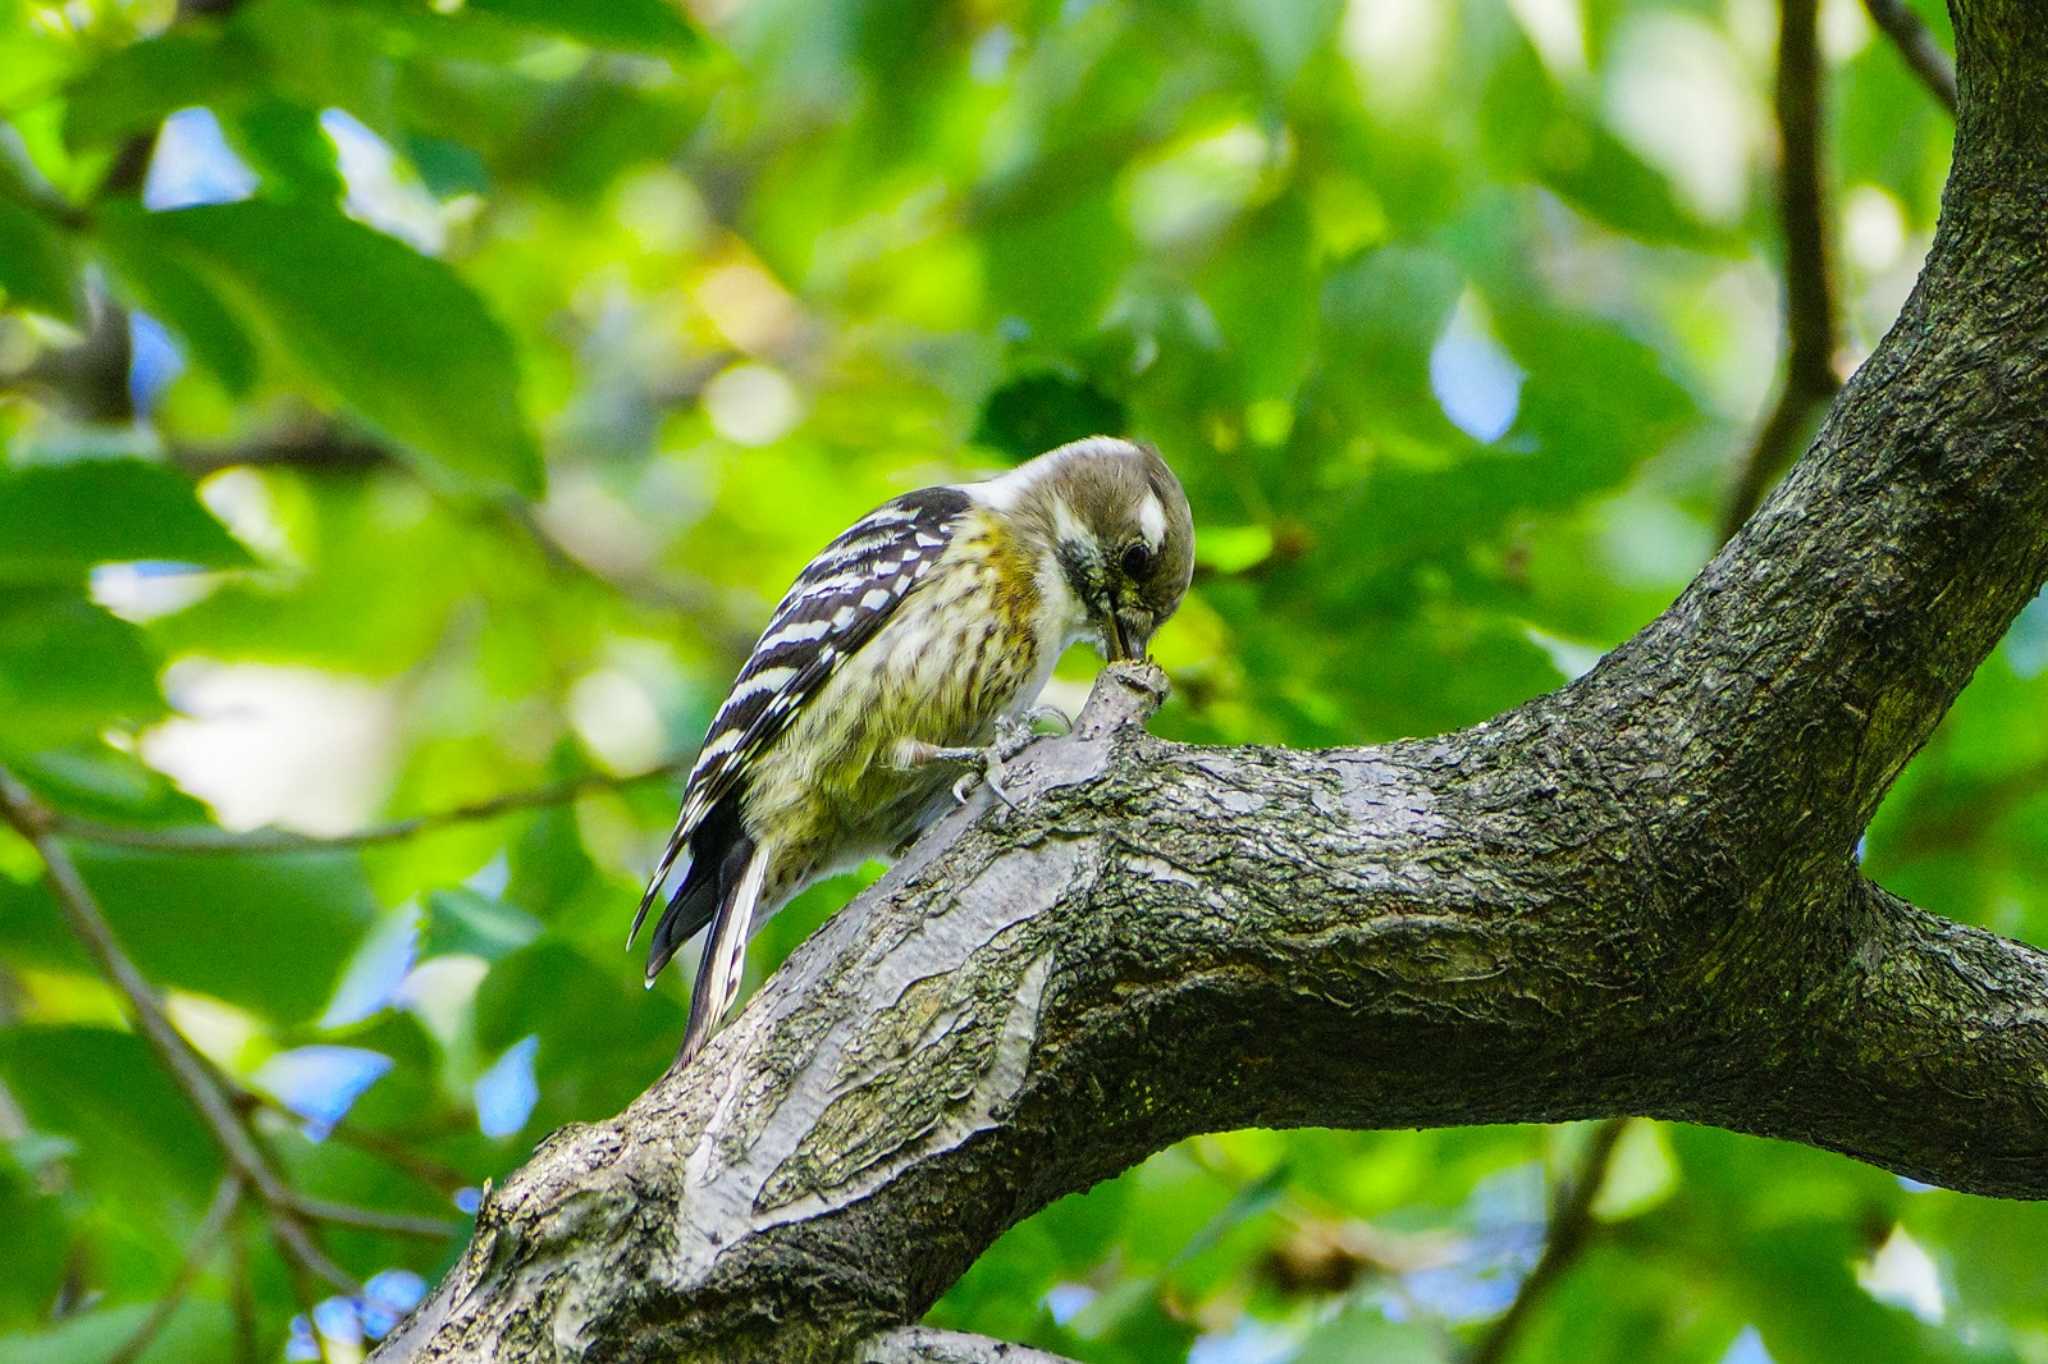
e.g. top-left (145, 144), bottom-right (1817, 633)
top-left (738, 505), bottom-right (1077, 921)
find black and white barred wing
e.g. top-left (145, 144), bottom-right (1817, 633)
top-left (629, 485), bottom-right (971, 943)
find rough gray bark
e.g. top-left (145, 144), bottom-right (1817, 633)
top-left (372, 3), bottom-right (2048, 1360)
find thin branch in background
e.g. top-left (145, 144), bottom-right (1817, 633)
top-left (288, 1193), bottom-right (463, 1241)
top-left (1862, 0), bottom-right (1958, 111)
top-left (505, 499), bottom-right (761, 660)
top-left (1721, 0), bottom-right (1841, 543)
top-left (1467, 1118), bottom-right (1632, 1364)
top-left (170, 430), bottom-right (394, 478)
top-left (166, 423), bottom-right (760, 662)
top-left (229, 1222), bottom-right (260, 1364)
top-left (0, 770), bottom-right (465, 1302)
top-left (108, 1174), bottom-right (245, 1364)
top-left (238, 1089), bottom-right (472, 1196)
top-left (47, 758), bottom-right (688, 855)
top-left (275, 1246), bottom-right (335, 1364)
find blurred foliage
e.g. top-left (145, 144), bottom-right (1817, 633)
top-left (0, 0), bottom-right (2027, 1361)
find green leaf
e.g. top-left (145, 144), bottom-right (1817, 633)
top-left (974, 370), bottom-right (1128, 460)
top-left (422, 887), bottom-right (542, 962)
top-left (1481, 42), bottom-right (1726, 251)
top-left (0, 1301), bottom-right (234, 1364)
top-left (0, 590), bottom-right (163, 753)
top-left (1200, 197), bottom-right (1319, 403)
top-left (0, 1140), bottom-right (71, 1325)
top-left (473, 939), bottom-right (681, 1128)
top-left (0, 848), bottom-right (381, 1024)
top-left (226, 99), bottom-right (345, 202)
top-left (466, 0), bottom-right (701, 54)
top-left (103, 201), bottom-right (542, 494)
top-left (1318, 244), bottom-right (1466, 438)
top-left (1209, 0), bottom-right (1343, 88)
top-left (1296, 1308), bottom-right (1447, 1364)
top-left (94, 214), bottom-right (260, 396)
top-left (62, 32), bottom-right (254, 148)
top-left (0, 458), bottom-right (250, 583)
top-left (0, 1027), bottom-right (217, 1203)
top-left (0, 196), bottom-right (78, 322)
top-left (984, 187), bottom-right (1131, 344)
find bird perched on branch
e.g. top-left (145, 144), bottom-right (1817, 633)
top-left (631, 436), bottom-right (1195, 1066)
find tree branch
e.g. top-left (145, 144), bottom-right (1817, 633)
top-left (1722, 0), bottom-right (1840, 541)
top-left (109, 1174), bottom-right (246, 1364)
top-left (47, 758), bottom-right (687, 854)
top-left (0, 769), bottom-right (460, 1298)
top-left (371, 3), bottom-right (2048, 1358)
top-left (1863, 0), bottom-right (1959, 111)
top-left (857, 1328), bottom-right (1080, 1364)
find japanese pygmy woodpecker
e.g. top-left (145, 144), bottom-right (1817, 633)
top-left (630, 436), bottom-right (1196, 1065)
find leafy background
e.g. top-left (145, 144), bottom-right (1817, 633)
top-left (0, 0), bottom-right (2034, 1362)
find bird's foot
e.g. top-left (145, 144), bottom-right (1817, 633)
top-left (893, 737), bottom-right (1022, 810)
top-left (1017, 703), bottom-right (1074, 737)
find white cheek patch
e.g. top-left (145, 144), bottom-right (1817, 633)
top-left (1050, 496), bottom-right (1088, 547)
top-left (1138, 492), bottom-right (1167, 551)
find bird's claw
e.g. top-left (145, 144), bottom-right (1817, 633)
top-left (897, 737), bottom-right (1024, 810)
top-left (1020, 703), bottom-right (1074, 735)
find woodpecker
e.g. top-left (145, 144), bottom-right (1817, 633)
top-left (630, 436), bottom-right (1196, 1066)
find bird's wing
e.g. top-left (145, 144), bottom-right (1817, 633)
top-left (629, 485), bottom-right (972, 946)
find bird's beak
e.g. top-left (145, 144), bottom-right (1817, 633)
top-left (1103, 612), bottom-right (1131, 663)
top-left (1104, 612), bottom-right (1147, 663)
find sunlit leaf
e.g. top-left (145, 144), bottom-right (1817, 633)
top-left (101, 201), bottom-right (542, 494)
top-left (0, 195), bottom-right (77, 322)
top-left (0, 458), bottom-right (250, 583)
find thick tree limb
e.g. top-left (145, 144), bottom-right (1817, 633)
top-left (372, 3), bottom-right (2048, 1360)
top-left (857, 1328), bottom-right (1080, 1364)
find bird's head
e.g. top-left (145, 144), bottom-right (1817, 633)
top-left (992, 436), bottom-right (1195, 662)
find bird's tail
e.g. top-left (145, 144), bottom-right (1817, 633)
top-left (676, 841), bottom-right (768, 1067)
top-left (632, 800), bottom-right (742, 981)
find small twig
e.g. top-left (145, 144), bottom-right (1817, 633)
top-left (172, 420), bottom-right (760, 657)
top-left (276, 1243), bottom-right (336, 1364)
top-left (507, 499), bottom-right (760, 659)
top-left (170, 431), bottom-right (393, 478)
top-left (0, 772), bottom-right (284, 1192)
top-left (47, 759), bottom-right (688, 855)
top-left (1861, 0), bottom-right (1958, 112)
top-left (1721, 0), bottom-right (1840, 542)
top-left (1467, 1118), bottom-right (1631, 1364)
top-left (241, 1090), bottom-right (470, 1195)
top-left (0, 769), bottom-right (364, 1296)
top-left (109, 1175), bottom-right (246, 1364)
top-left (229, 1225), bottom-right (260, 1364)
top-left (289, 1193), bottom-right (464, 1241)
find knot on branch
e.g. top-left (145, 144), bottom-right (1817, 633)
top-left (1072, 659), bottom-right (1170, 740)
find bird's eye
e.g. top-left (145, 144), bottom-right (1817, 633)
top-left (1120, 542), bottom-right (1153, 579)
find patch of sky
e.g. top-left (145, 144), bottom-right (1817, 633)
top-left (475, 1033), bottom-right (541, 1138)
top-left (252, 1045), bottom-right (394, 1141)
top-left (321, 901), bottom-right (423, 1029)
top-left (126, 310), bottom-right (183, 414)
top-left (142, 107), bottom-right (256, 210)
top-left (1429, 290), bottom-right (1524, 443)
